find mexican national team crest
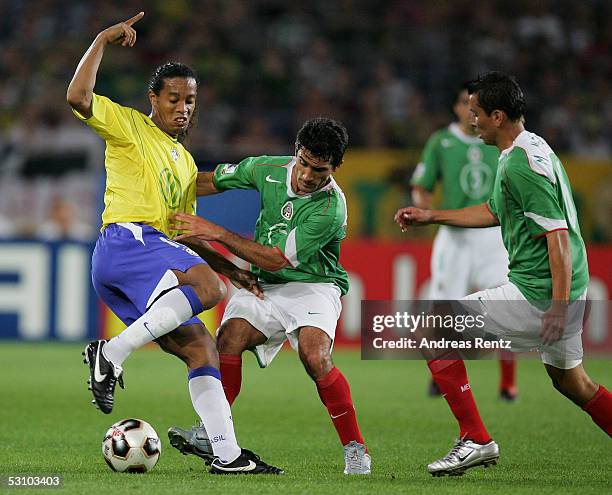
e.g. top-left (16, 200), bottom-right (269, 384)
top-left (170, 147), bottom-right (179, 162)
top-left (281, 201), bottom-right (294, 220)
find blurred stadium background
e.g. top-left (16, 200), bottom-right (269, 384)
top-left (0, 0), bottom-right (610, 350)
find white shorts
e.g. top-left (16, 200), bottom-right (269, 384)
top-left (462, 283), bottom-right (586, 369)
top-left (219, 282), bottom-right (342, 367)
top-left (429, 226), bottom-right (509, 299)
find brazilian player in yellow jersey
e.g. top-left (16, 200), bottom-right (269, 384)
top-left (67, 11), bottom-right (281, 474)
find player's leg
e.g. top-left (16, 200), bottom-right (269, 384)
top-left (427, 228), bottom-right (470, 397)
top-left (216, 317), bottom-right (268, 405)
top-left (86, 224), bottom-right (224, 414)
top-left (102, 263), bottom-right (224, 367)
top-left (297, 326), bottom-right (370, 475)
top-left (166, 290), bottom-right (285, 474)
top-left (498, 351), bottom-right (518, 401)
top-left (470, 227), bottom-right (518, 401)
top-left (423, 298), bottom-right (499, 476)
top-left (544, 363), bottom-right (612, 437)
top-left (156, 321), bottom-right (241, 464)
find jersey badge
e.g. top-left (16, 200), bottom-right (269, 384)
top-left (219, 163), bottom-right (239, 175)
top-left (170, 147), bottom-right (179, 162)
top-left (281, 201), bottom-right (294, 220)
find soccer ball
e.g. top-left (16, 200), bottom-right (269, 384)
top-left (102, 418), bottom-right (161, 473)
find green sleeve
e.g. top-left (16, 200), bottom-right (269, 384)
top-left (487, 196), bottom-right (498, 218)
top-left (410, 134), bottom-right (441, 192)
top-left (213, 156), bottom-right (259, 191)
top-left (505, 152), bottom-right (568, 236)
top-left (274, 200), bottom-right (344, 267)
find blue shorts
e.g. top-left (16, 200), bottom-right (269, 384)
top-left (92, 222), bottom-right (206, 326)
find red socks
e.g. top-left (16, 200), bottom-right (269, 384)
top-left (499, 351), bottom-right (517, 393)
top-left (316, 367), bottom-right (365, 447)
top-left (219, 354), bottom-right (242, 406)
top-left (428, 359), bottom-right (491, 444)
top-left (582, 385), bottom-right (612, 437)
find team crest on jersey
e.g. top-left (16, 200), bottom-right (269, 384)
top-left (281, 201), bottom-right (294, 220)
top-left (170, 147), bottom-right (180, 162)
top-left (219, 163), bottom-right (239, 175)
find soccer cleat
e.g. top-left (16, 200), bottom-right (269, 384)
top-left (209, 449), bottom-right (284, 475)
top-left (499, 387), bottom-right (518, 402)
top-left (428, 438), bottom-right (499, 477)
top-left (343, 441), bottom-right (371, 475)
top-left (83, 340), bottom-right (124, 414)
top-left (167, 422), bottom-right (214, 465)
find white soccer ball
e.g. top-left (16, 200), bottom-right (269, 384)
top-left (102, 418), bottom-right (161, 473)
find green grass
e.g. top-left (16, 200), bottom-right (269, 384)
top-left (0, 343), bottom-right (610, 494)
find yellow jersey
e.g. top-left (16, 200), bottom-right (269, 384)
top-left (73, 93), bottom-right (197, 237)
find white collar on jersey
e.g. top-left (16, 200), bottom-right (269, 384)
top-left (448, 123), bottom-right (482, 145)
top-left (284, 157), bottom-right (337, 199)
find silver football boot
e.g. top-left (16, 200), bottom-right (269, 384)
top-left (343, 441), bottom-right (371, 474)
top-left (428, 438), bottom-right (499, 476)
top-left (167, 422), bottom-right (214, 464)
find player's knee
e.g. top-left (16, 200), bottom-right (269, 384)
top-left (300, 349), bottom-right (332, 380)
top-left (216, 324), bottom-right (249, 355)
top-left (195, 279), bottom-right (227, 310)
top-left (551, 371), bottom-right (598, 405)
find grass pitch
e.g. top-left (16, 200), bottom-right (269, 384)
top-left (0, 343), bottom-right (610, 494)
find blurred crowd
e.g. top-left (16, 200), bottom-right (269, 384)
top-left (0, 0), bottom-right (610, 239)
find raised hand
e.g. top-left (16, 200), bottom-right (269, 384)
top-left (99, 12), bottom-right (144, 47)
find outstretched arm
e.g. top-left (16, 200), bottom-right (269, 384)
top-left (171, 214), bottom-right (289, 272)
top-left (196, 172), bottom-right (221, 196)
top-left (180, 238), bottom-right (264, 299)
top-left (66, 12), bottom-right (144, 117)
top-left (394, 203), bottom-right (499, 231)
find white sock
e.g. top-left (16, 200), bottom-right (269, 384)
top-left (189, 372), bottom-right (241, 464)
top-left (103, 287), bottom-right (195, 366)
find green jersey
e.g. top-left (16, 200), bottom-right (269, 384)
top-left (411, 123), bottom-right (499, 209)
top-left (488, 131), bottom-right (589, 301)
top-left (213, 155), bottom-right (350, 295)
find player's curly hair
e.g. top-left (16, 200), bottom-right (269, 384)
top-left (467, 71), bottom-right (526, 121)
top-left (148, 62), bottom-right (198, 95)
top-left (295, 118), bottom-right (349, 168)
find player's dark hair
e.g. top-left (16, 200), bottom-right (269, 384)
top-left (467, 71), bottom-right (526, 121)
top-left (148, 62), bottom-right (198, 95)
top-left (148, 62), bottom-right (198, 143)
top-left (452, 81), bottom-right (470, 106)
top-left (295, 118), bottom-right (349, 168)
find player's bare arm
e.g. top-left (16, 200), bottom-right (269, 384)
top-left (541, 229), bottom-right (572, 345)
top-left (179, 238), bottom-right (263, 299)
top-left (394, 203), bottom-right (499, 232)
top-left (66, 11), bottom-right (144, 117)
top-left (411, 185), bottom-right (433, 209)
top-left (171, 213), bottom-right (289, 272)
top-left (196, 172), bottom-right (221, 196)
